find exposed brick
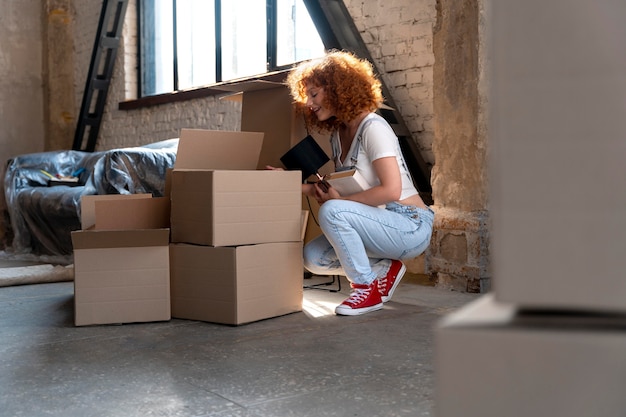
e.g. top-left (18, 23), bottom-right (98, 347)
top-left (406, 69), bottom-right (424, 85)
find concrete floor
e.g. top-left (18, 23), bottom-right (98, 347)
top-left (0, 271), bottom-right (478, 417)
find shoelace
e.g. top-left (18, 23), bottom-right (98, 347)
top-left (378, 276), bottom-right (387, 293)
top-left (345, 286), bottom-right (370, 305)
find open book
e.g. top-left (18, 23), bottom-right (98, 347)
top-left (325, 169), bottom-right (372, 196)
top-left (47, 176), bottom-right (81, 187)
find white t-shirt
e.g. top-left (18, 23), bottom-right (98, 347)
top-left (330, 113), bottom-right (419, 201)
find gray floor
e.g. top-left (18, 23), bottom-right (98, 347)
top-left (0, 271), bottom-right (477, 417)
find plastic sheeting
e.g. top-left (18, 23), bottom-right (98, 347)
top-left (3, 139), bottom-right (178, 257)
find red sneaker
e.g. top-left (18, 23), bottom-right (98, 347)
top-left (335, 282), bottom-right (383, 316)
top-left (378, 260), bottom-right (406, 302)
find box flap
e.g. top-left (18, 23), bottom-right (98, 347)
top-left (93, 197), bottom-right (170, 231)
top-left (71, 228), bottom-right (170, 250)
top-left (175, 129), bottom-right (264, 170)
top-left (81, 194), bottom-right (153, 230)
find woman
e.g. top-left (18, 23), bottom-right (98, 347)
top-left (284, 50), bottom-right (434, 316)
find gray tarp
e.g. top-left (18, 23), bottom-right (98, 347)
top-left (3, 139), bottom-right (178, 257)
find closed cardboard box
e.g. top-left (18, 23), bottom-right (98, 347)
top-left (170, 241), bottom-right (303, 325)
top-left (435, 294), bottom-right (626, 417)
top-left (71, 195), bottom-right (171, 326)
top-left (490, 0), bottom-right (626, 312)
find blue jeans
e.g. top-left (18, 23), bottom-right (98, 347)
top-left (304, 200), bottom-right (435, 285)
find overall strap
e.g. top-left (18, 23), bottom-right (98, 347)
top-left (332, 114), bottom-right (416, 187)
top-left (332, 116), bottom-right (383, 170)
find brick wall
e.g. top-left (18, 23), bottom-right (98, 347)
top-left (344, 0), bottom-right (436, 165)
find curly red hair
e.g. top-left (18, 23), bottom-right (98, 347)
top-left (286, 50), bottom-right (383, 133)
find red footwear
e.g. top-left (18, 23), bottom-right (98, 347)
top-left (378, 260), bottom-right (406, 302)
top-left (335, 282), bottom-right (383, 316)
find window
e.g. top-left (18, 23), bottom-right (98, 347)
top-left (139, 0), bottom-right (326, 97)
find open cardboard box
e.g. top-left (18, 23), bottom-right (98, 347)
top-left (168, 127), bottom-right (307, 324)
top-left (217, 80), bottom-right (333, 243)
top-left (170, 129), bottom-right (303, 247)
top-left (71, 194), bottom-right (171, 326)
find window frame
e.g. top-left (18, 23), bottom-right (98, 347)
top-left (134, 0), bottom-right (316, 102)
top-left (118, 68), bottom-right (290, 110)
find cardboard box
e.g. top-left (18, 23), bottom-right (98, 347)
top-left (435, 294), bottom-right (626, 417)
top-left (302, 194), bottom-right (323, 244)
top-left (71, 195), bottom-right (171, 326)
top-left (300, 210), bottom-right (309, 241)
top-left (217, 80), bottom-right (333, 172)
top-left (490, 1), bottom-right (626, 313)
top-left (217, 80), bottom-right (334, 239)
top-left (170, 129), bottom-right (303, 246)
top-left (170, 241), bottom-right (303, 325)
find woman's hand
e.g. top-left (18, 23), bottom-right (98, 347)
top-left (265, 165), bottom-right (284, 171)
top-left (313, 182), bottom-right (341, 204)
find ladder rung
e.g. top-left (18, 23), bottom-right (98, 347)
top-left (100, 36), bottom-right (120, 49)
top-left (83, 117), bottom-right (102, 125)
top-left (90, 79), bottom-right (110, 90)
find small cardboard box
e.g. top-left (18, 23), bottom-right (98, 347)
top-left (435, 294), bottom-right (626, 417)
top-left (170, 129), bottom-right (303, 246)
top-left (71, 195), bottom-right (171, 326)
top-left (170, 241), bottom-right (303, 325)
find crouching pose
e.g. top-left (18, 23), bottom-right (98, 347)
top-left (285, 50), bottom-right (434, 316)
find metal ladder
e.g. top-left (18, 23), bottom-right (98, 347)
top-left (72, 0), bottom-right (129, 152)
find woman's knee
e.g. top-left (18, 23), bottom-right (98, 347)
top-left (318, 199), bottom-right (347, 230)
top-left (302, 237), bottom-right (326, 272)
top-left (302, 244), bottom-right (318, 272)
top-left (303, 237), bottom-right (340, 275)
top-left (303, 251), bottom-right (332, 275)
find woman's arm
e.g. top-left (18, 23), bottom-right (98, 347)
top-left (315, 156), bottom-right (402, 206)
